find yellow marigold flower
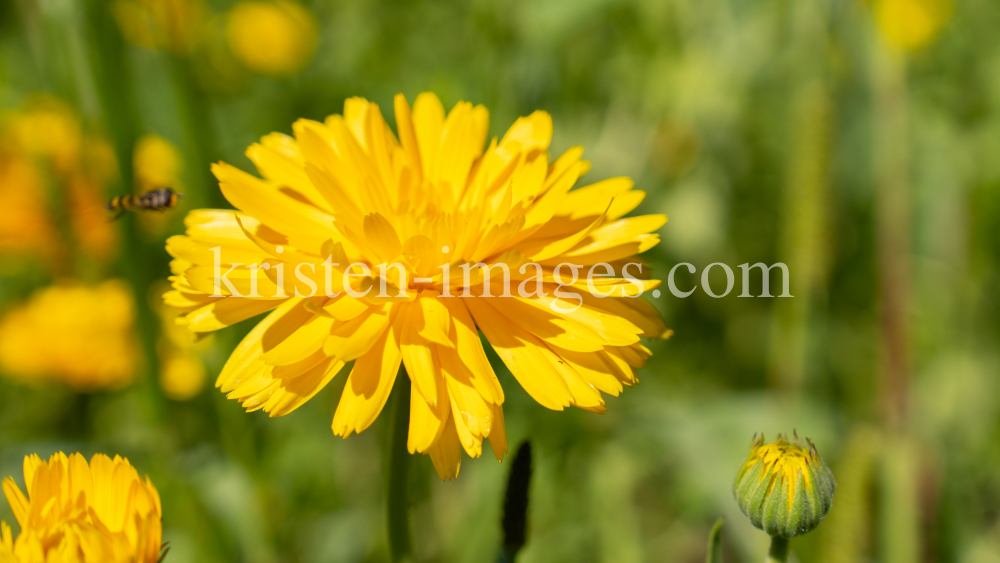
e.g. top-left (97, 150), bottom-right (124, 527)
top-left (225, 0), bottom-right (318, 76)
top-left (733, 434), bottom-right (836, 538)
top-left (134, 134), bottom-right (182, 192)
top-left (0, 281), bottom-right (140, 391)
top-left (165, 93), bottom-right (668, 479)
top-left (0, 453), bottom-right (162, 563)
top-left (873, 0), bottom-right (951, 51)
top-left (113, 0), bottom-right (209, 54)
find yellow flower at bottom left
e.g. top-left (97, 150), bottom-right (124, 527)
top-left (1, 453), bottom-right (163, 563)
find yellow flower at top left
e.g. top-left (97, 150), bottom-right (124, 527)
top-left (0, 281), bottom-right (140, 391)
top-left (1, 453), bottom-right (163, 563)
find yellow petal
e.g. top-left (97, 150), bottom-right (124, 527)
top-left (561, 177), bottom-right (634, 219)
top-left (323, 305), bottom-right (393, 361)
top-left (264, 357), bottom-right (345, 417)
top-left (247, 133), bottom-right (330, 211)
top-left (550, 346), bottom-right (623, 396)
top-left (394, 94), bottom-right (423, 185)
top-left (412, 92), bottom-right (445, 181)
top-left (331, 321), bottom-right (402, 437)
top-left (416, 295), bottom-right (452, 348)
top-left (427, 412), bottom-right (462, 480)
top-left (217, 298), bottom-right (300, 390)
top-left (1, 479), bottom-right (27, 529)
top-left (498, 111), bottom-right (552, 158)
top-left (440, 298), bottom-right (503, 404)
top-left (407, 374), bottom-right (449, 454)
top-left (544, 146), bottom-right (584, 192)
top-left (323, 294), bottom-right (370, 321)
top-left (214, 162), bottom-right (336, 251)
top-left (400, 303), bottom-right (440, 406)
top-left (464, 297), bottom-right (573, 410)
top-left (261, 299), bottom-right (317, 353)
top-left (565, 214), bottom-right (667, 257)
top-left (263, 315), bottom-right (334, 365)
top-left (520, 293), bottom-right (642, 347)
top-left (448, 390), bottom-right (484, 458)
top-left (482, 296), bottom-right (607, 352)
top-left (488, 403), bottom-right (507, 461)
top-left (362, 212), bottom-right (402, 262)
top-left (183, 297), bottom-right (283, 333)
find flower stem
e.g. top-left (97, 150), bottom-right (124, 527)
top-left (766, 536), bottom-right (789, 563)
top-left (387, 374), bottom-right (413, 563)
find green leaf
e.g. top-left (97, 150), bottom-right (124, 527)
top-left (706, 518), bottom-right (724, 563)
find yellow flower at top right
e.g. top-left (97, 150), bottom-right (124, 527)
top-left (873, 0), bottom-right (951, 52)
top-left (225, 0), bottom-right (318, 76)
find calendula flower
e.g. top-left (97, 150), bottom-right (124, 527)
top-left (0, 453), bottom-right (163, 563)
top-left (0, 281), bottom-right (139, 391)
top-left (165, 93), bottom-right (668, 478)
top-left (733, 433), bottom-right (836, 538)
top-left (225, 0), bottom-right (317, 76)
top-left (873, 0), bottom-right (951, 51)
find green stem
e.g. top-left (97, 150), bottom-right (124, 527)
top-left (168, 54), bottom-right (224, 209)
top-left (82, 0), bottom-right (163, 422)
top-left (766, 536), bottom-right (789, 563)
top-left (387, 374), bottom-right (413, 563)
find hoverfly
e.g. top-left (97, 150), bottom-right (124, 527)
top-left (106, 187), bottom-right (183, 220)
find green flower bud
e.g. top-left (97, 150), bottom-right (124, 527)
top-left (733, 433), bottom-right (835, 538)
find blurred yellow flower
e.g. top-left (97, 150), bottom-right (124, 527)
top-left (133, 134), bottom-right (185, 236)
top-left (225, 0), bottom-right (317, 76)
top-left (159, 353), bottom-right (207, 400)
top-left (113, 0), bottom-right (210, 54)
top-left (0, 281), bottom-right (140, 391)
top-left (874, 0), bottom-right (951, 51)
top-left (0, 453), bottom-right (162, 563)
top-left (6, 98), bottom-right (81, 175)
top-left (134, 134), bottom-right (182, 193)
top-left (0, 154), bottom-right (60, 267)
top-left (166, 93), bottom-right (668, 479)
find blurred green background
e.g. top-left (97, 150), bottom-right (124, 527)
top-left (0, 0), bottom-right (997, 561)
